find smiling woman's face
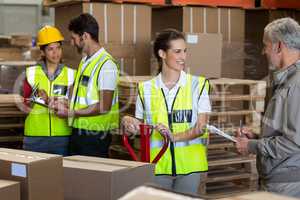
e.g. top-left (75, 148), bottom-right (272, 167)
top-left (160, 38), bottom-right (187, 72)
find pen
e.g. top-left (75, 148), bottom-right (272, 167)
top-left (239, 120), bottom-right (244, 137)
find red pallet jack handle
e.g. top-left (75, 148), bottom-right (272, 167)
top-left (123, 124), bottom-right (169, 163)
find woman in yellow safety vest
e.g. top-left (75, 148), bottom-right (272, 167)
top-left (122, 29), bottom-right (211, 194)
top-left (22, 26), bottom-right (76, 156)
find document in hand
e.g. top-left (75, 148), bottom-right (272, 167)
top-left (206, 125), bottom-right (237, 143)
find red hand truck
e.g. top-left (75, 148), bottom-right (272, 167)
top-left (123, 124), bottom-right (169, 163)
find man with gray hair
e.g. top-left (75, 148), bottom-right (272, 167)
top-left (235, 17), bottom-right (300, 197)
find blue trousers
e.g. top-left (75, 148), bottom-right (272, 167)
top-left (69, 128), bottom-right (111, 157)
top-left (154, 173), bottom-right (202, 195)
top-left (23, 136), bottom-right (69, 156)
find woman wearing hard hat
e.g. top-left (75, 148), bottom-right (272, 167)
top-left (22, 25), bottom-right (76, 156)
top-left (122, 29), bottom-right (211, 194)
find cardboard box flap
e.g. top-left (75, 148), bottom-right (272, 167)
top-left (64, 156), bottom-right (153, 172)
top-left (0, 179), bottom-right (20, 200)
top-left (63, 160), bottom-right (128, 172)
top-left (0, 148), bottom-right (60, 164)
top-left (0, 180), bottom-right (18, 188)
top-left (65, 156), bottom-right (150, 167)
top-left (119, 186), bottom-right (203, 200)
top-left (218, 192), bottom-right (299, 200)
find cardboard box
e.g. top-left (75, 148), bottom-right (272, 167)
top-left (0, 179), bottom-right (20, 200)
top-left (11, 35), bottom-right (32, 48)
top-left (0, 36), bottom-right (12, 48)
top-left (29, 47), bottom-right (41, 61)
top-left (150, 33), bottom-right (223, 78)
top-left (0, 48), bottom-right (23, 61)
top-left (52, 1), bottom-right (151, 75)
top-left (63, 155), bottom-right (155, 200)
top-left (185, 33), bottom-right (222, 78)
top-left (219, 191), bottom-right (299, 200)
top-left (0, 148), bottom-right (63, 200)
top-left (152, 7), bottom-right (245, 78)
top-left (119, 185), bottom-right (203, 200)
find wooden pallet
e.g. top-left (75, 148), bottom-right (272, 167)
top-left (119, 76), bottom-right (152, 118)
top-left (0, 61), bottom-right (37, 67)
top-left (202, 79), bottom-right (264, 198)
top-left (199, 150), bottom-right (258, 198)
top-left (209, 78), bottom-right (266, 135)
top-left (0, 94), bottom-right (25, 147)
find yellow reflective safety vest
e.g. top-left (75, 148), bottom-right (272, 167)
top-left (25, 64), bottom-right (76, 136)
top-left (70, 49), bottom-right (119, 131)
top-left (138, 73), bottom-right (210, 175)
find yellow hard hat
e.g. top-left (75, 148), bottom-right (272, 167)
top-left (37, 25), bottom-right (64, 46)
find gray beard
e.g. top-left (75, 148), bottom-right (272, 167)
top-left (76, 46), bottom-right (83, 54)
top-left (268, 64), bottom-right (277, 71)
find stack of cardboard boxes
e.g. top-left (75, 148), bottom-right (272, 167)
top-left (152, 6), bottom-right (245, 79)
top-left (52, 1), bottom-right (152, 75)
top-left (0, 34), bottom-right (41, 93)
top-left (50, 1), bottom-right (236, 78)
top-left (0, 148), bottom-right (154, 200)
top-left (0, 148), bottom-right (63, 200)
top-left (0, 34), bottom-right (40, 62)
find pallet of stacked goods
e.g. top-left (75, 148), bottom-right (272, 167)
top-left (200, 78), bottom-right (266, 198)
top-left (0, 94), bottom-right (25, 149)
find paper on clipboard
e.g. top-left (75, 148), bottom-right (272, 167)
top-left (30, 97), bottom-right (48, 107)
top-left (206, 125), bottom-right (237, 143)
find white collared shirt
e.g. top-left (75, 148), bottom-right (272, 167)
top-left (80, 47), bottom-right (118, 91)
top-left (135, 71), bottom-right (211, 119)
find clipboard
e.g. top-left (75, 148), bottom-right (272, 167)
top-left (30, 97), bottom-right (48, 108)
top-left (206, 124), bottom-right (237, 143)
top-left (28, 83), bottom-right (48, 107)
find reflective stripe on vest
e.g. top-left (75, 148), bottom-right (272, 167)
top-left (25, 64), bottom-right (76, 136)
top-left (150, 137), bottom-right (208, 148)
top-left (138, 73), bottom-right (210, 175)
top-left (71, 49), bottom-right (119, 131)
